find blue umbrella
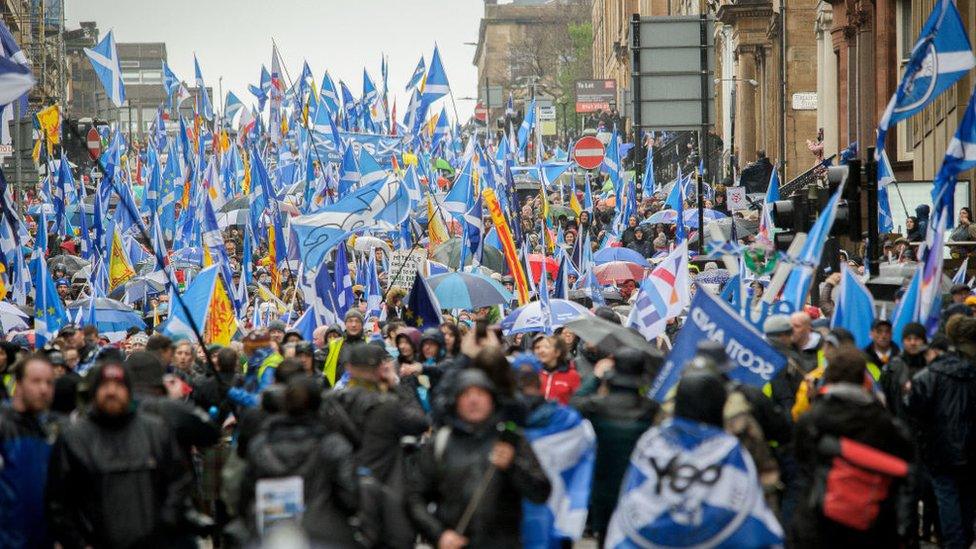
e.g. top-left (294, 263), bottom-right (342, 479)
top-left (593, 247), bottom-right (651, 267)
top-left (428, 272), bottom-right (513, 310)
top-left (501, 299), bottom-right (593, 335)
top-left (682, 208), bottom-right (728, 229)
top-left (66, 297), bottom-right (146, 334)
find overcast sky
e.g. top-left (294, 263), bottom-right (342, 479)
top-left (65, 1), bottom-right (484, 119)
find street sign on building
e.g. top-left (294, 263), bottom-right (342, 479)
top-left (575, 80), bottom-right (617, 113)
top-left (630, 16), bottom-right (715, 130)
top-left (573, 136), bottom-right (606, 170)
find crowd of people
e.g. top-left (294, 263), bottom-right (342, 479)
top-left (3, 181), bottom-right (976, 548)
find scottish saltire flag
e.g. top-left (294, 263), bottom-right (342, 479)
top-left (605, 418), bottom-right (783, 549)
top-left (31, 255), bottom-right (69, 347)
top-left (877, 147), bottom-right (897, 233)
top-left (876, 0), bottom-right (975, 158)
top-left (932, 86), bottom-right (976, 223)
top-left (0, 54), bottom-right (33, 106)
top-left (291, 177), bottom-right (411, 266)
top-left (421, 45), bottom-right (450, 103)
top-left (522, 404), bottom-right (596, 548)
top-left (0, 21), bottom-right (30, 146)
top-left (162, 61), bottom-right (179, 97)
top-left (627, 242), bottom-right (690, 341)
top-left (831, 264), bottom-right (876, 348)
top-left (84, 30), bottom-right (125, 107)
top-left (757, 166), bottom-right (779, 242)
top-left (517, 98), bottom-right (537, 158)
top-left (601, 127), bottom-right (623, 189)
top-left (333, 243), bottom-right (355, 318)
top-left (953, 257), bottom-right (969, 285)
top-left (224, 91), bottom-right (244, 124)
top-left (320, 71), bottom-right (340, 114)
top-left (405, 55), bottom-right (425, 91)
top-left (358, 147), bottom-right (387, 187)
top-left (781, 182), bottom-right (845, 309)
top-left (248, 65), bottom-right (270, 109)
top-left (892, 266), bottom-right (922, 343)
top-left (920, 207), bottom-right (949, 336)
top-left (193, 54), bottom-right (214, 120)
top-left (443, 156), bottom-right (475, 217)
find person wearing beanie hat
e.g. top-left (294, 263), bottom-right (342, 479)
top-left (228, 329), bottom-right (283, 408)
top-left (47, 359), bottom-right (194, 548)
top-left (879, 322), bottom-right (928, 424)
top-left (906, 314), bottom-right (976, 549)
top-left (322, 308), bottom-right (369, 388)
top-left (407, 368), bottom-right (550, 549)
top-left (950, 283), bottom-right (972, 305)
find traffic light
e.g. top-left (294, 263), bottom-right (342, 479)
top-left (771, 195), bottom-right (812, 251)
top-left (825, 161), bottom-right (863, 241)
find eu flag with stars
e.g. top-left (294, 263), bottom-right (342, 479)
top-left (403, 271), bottom-right (443, 330)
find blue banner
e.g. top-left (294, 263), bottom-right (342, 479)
top-left (650, 287), bottom-right (787, 401)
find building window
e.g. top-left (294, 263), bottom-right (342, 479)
top-left (895, 0), bottom-right (914, 162)
top-left (120, 60), bottom-right (139, 68)
top-left (141, 70), bottom-right (162, 84)
top-left (122, 70), bottom-right (141, 84)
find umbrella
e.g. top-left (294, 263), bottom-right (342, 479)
top-left (682, 208), bottom-right (728, 229)
top-left (352, 235), bottom-right (392, 253)
top-left (500, 299), bottom-right (593, 335)
top-left (66, 297), bottom-right (146, 334)
top-left (431, 238), bottom-right (506, 273)
top-left (108, 273), bottom-right (167, 302)
top-left (527, 254), bottom-right (559, 283)
top-left (644, 209), bottom-right (678, 225)
top-left (593, 247), bottom-right (651, 267)
top-left (433, 157), bottom-right (455, 174)
top-left (694, 268), bottom-right (732, 286)
top-left (0, 301), bottom-right (29, 332)
top-left (47, 255), bottom-right (90, 275)
top-left (704, 217), bottom-right (759, 240)
top-left (593, 261), bottom-right (647, 284)
top-left (427, 272), bottom-right (513, 309)
top-left (563, 316), bottom-right (663, 358)
top-left (548, 205), bottom-right (576, 219)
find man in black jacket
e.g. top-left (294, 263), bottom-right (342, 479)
top-left (322, 344), bottom-right (430, 548)
top-left (407, 369), bottom-right (550, 548)
top-left (46, 360), bottom-right (194, 548)
top-left (241, 377), bottom-right (359, 545)
top-left (906, 315), bottom-right (976, 549)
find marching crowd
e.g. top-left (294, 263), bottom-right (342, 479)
top-left (2, 186), bottom-right (976, 549)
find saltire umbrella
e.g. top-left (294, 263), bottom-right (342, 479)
top-left (593, 261), bottom-right (647, 285)
top-left (593, 247), bottom-right (650, 267)
top-left (681, 208), bottom-right (728, 229)
top-left (527, 253), bottom-right (559, 283)
top-left (431, 238), bottom-right (506, 273)
top-left (427, 271), bottom-right (513, 310)
top-left (500, 298), bottom-right (593, 335)
top-left (66, 297), bottom-right (146, 335)
top-left (0, 301), bottom-right (29, 332)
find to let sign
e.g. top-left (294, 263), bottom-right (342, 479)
top-left (575, 79), bottom-right (617, 113)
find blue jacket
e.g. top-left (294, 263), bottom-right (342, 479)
top-left (0, 406), bottom-right (55, 548)
top-left (228, 348), bottom-right (282, 408)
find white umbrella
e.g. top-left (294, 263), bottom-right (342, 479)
top-left (353, 235), bottom-right (392, 253)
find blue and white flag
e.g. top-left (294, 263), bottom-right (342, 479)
top-left (194, 54), bottom-right (214, 120)
top-left (0, 21), bottom-right (30, 146)
top-left (421, 45), bottom-right (450, 104)
top-left (291, 177), bottom-right (411, 267)
top-left (780, 182), bottom-right (844, 309)
top-left (0, 55), bottom-right (33, 106)
top-left (876, 0), bottom-right (975, 158)
top-left (522, 404), bottom-right (596, 548)
top-left (517, 98), bottom-right (537, 158)
top-left (605, 417), bottom-right (783, 549)
top-left (31, 255), bottom-right (69, 347)
top-left (627, 242), bottom-right (690, 341)
top-left (952, 257), bottom-right (969, 286)
top-left (162, 60), bottom-right (179, 97)
top-left (877, 147), bottom-right (897, 233)
top-left (601, 127), bottom-right (622, 189)
top-left (932, 86), bottom-right (976, 223)
top-left (84, 30), bottom-right (125, 108)
top-left (405, 55), bottom-right (425, 91)
top-left (224, 91), bottom-right (244, 124)
top-left (651, 287), bottom-right (786, 401)
top-left (831, 263), bottom-right (876, 348)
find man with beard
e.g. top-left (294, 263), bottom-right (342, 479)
top-left (46, 361), bottom-right (194, 548)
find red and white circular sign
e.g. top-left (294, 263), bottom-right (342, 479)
top-left (573, 136), bottom-right (605, 170)
top-left (86, 127), bottom-right (102, 158)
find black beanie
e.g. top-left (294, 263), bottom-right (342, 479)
top-left (89, 360), bottom-right (133, 394)
top-left (125, 351), bottom-right (166, 394)
top-left (901, 322), bottom-right (927, 343)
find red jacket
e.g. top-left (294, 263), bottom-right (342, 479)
top-left (539, 362), bottom-right (581, 405)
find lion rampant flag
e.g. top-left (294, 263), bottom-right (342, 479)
top-left (108, 225), bottom-right (136, 291)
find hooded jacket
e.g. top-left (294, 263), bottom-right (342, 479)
top-left (46, 405), bottom-right (193, 548)
top-left (0, 406), bottom-right (56, 548)
top-left (906, 352), bottom-right (976, 468)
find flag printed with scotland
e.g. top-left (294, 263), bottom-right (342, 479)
top-left (290, 177), bottom-right (411, 266)
top-left (522, 403), bottom-right (596, 548)
top-left (876, 0), bottom-right (975, 157)
top-left (605, 417), bottom-right (783, 549)
top-left (628, 241), bottom-right (690, 341)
